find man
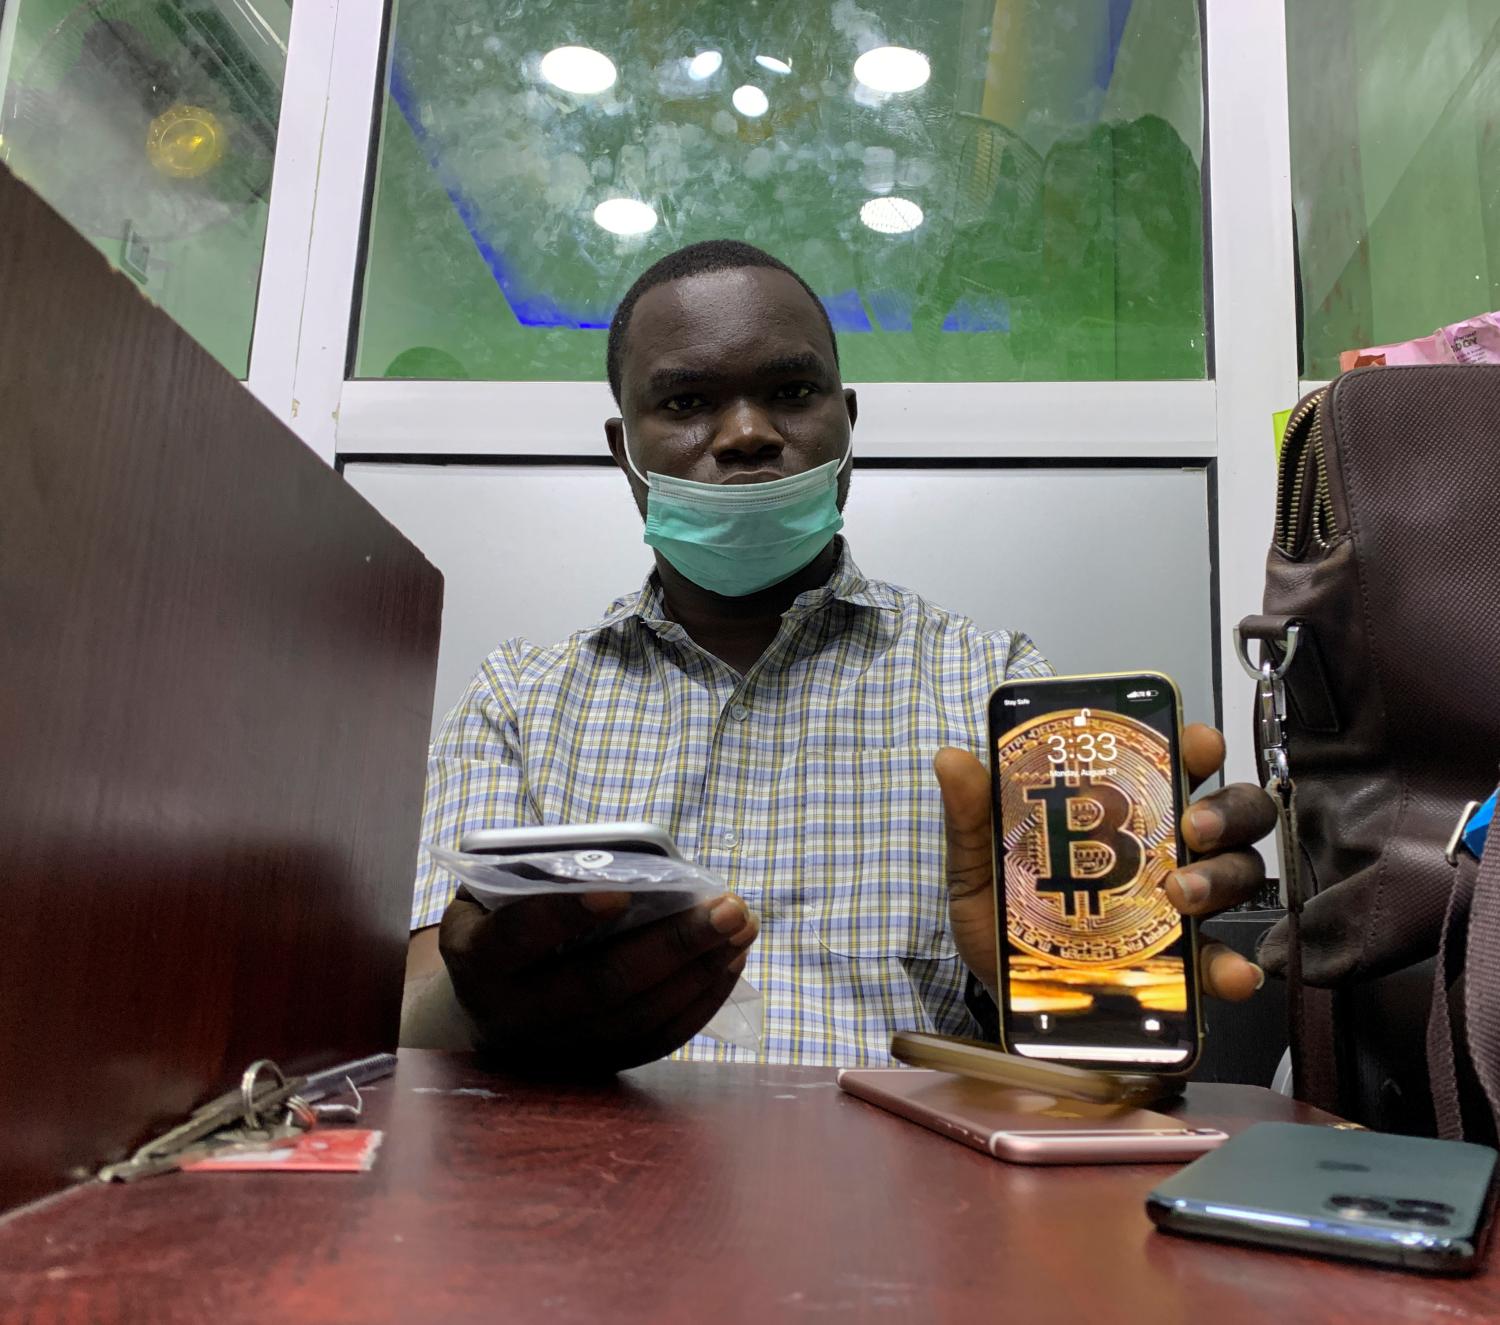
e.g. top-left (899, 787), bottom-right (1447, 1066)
top-left (402, 240), bottom-right (1275, 1071)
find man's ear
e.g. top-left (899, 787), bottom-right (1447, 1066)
top-left (604, 416), bottom-right (626, 470)
top-left (843, 388), bottom-right (858, 431)
top-left (606, 416), bottom-right (649, 520)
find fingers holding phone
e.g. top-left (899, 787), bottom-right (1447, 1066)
top-left (939, 700), bottom-right (1278, 1017)
top-left (440, 887), bottom-right (758, 1074)
top-left (432, 824), bottom-right (760, 1073)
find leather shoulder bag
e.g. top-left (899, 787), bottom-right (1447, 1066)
top-left (1236, 364), bottom-right (1500, 1127)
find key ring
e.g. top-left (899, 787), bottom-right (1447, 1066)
top-left (239, 1058), bottom-right (289, 1131)
top-left (284, 1095), bottom-right (319, 1130)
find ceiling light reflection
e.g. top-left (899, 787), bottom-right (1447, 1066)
top-left (539, 45), bottom-right (617, 95)
top-left (731, 85), bottom-right (769, 117)
top-left (860, 196), bottom-right (924, 234)
top-left (755, 55), bottom-right (792, 74)
top-left (593, 198), bottom-right (658, 236)
top-left (853, 46), bottom-right (930, 94)
top-left (687, 50), bottom-right (723, 80)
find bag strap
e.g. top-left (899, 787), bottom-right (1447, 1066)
top-left (1236, 617), bottom-right (1342, 1110)
top-left (1279, 785), bottom-right (1309, 1091)
top-left (1276, 782), bottom-right (1341, 1110)
top-left (1427, 849), bottom-right (1478, 1139)
top-left (1464, 818), bottom-right (1500, 1128)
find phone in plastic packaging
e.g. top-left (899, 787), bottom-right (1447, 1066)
top-left (838, 1067), bottom-right (1226, 1165)
top-left (1147, 1122), bottom-right (1499, 1274)
top-left (460, 822), bottom-right (683, 859)
top-left (437, 823), bottom-right (764, 1055)
top-left (437, 822), bottom-right (702, 921)
top-left (989, 672), bottom-right (1201, 1074)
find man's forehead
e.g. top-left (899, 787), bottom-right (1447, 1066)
top-left (622, 267), bottom-right (834, 392)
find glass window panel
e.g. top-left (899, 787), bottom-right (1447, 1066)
top-left (356, 0), bottom-right (1206, 383)
top-left (0, 0), bottom-right (290, 378)
top-left (1289, 1), bottom-right (1500, 378)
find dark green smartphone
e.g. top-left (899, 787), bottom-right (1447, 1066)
top-left (1147, 1122), bottom-right (1499, 1274)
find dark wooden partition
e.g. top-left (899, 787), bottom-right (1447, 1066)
top-left (0, 166), bottom-right (444, 1213)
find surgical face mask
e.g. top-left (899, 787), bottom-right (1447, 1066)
top-left (621, 429), bottom-right (852, 598)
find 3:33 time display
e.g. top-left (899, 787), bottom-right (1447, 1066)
top-left (1045, 730), bottom-right (1119, 770)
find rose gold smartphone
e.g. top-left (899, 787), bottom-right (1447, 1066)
top-left (837, 1068), bottom-right (1227, 1165)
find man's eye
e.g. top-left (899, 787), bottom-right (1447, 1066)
top-left (775, 382), bottom-right (817, 401)
top-left (663, 394), bottom-right (707, 412)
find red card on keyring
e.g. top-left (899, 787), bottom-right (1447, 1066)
top-left (183, 1129), bottom-right (383, 1173)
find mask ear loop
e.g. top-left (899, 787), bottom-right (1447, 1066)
top-left (620, 425), bottom-right (652, 488)
top-left (836, 435), bottom-right (854, 474)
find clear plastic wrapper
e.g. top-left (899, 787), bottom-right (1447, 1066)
top-left (427, 844), bottom-right (724, 921)
top-left (426, 844), bottom-right (764, 1054)
top-left (705, 977), bottom-right (764, 1054)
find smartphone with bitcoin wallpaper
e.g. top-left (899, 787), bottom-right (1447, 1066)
top-left (989, 672), bottom-right (1201, 1074)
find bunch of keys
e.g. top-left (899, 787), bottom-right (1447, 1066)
top-left (99, 1059), bottom-right (364, 1183)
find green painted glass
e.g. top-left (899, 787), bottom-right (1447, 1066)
top-left (1289, 1), bottom-right (1500, 378)
top-left (355, 0), bottom-right (1207, 383)
top-left (0, 0), bottom-right (289, 379)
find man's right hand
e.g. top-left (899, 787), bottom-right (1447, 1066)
top-left (438, 890), bottom-right (758, 1074)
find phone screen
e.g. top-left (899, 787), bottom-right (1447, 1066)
top-left (989, 674), bottom-right (1198, 1071)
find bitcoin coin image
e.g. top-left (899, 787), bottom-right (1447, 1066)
top-left (1008, 983), bottom-right (1095, 1014)
top-left (999, 708), bottom-right (1181, 969)
top-left (1021, 966), bottom-right (1167, 989)
top-left (1135, 979), bottom-right (1189, 1013)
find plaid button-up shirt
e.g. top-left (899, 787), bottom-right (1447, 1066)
top-left (413, 541), bottom-right (1051, 1065)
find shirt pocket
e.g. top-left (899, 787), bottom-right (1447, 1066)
top-left (797, 746), bottom-right (957, 961)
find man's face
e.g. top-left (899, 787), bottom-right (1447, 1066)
top-left (605, 267), bottom-right (857, 515)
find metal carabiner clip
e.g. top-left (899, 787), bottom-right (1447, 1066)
top-left (1234, 624), bottom-right (1302, 793)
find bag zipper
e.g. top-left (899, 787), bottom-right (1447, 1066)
top-left (1274, 386), bottom-right (1337, 554)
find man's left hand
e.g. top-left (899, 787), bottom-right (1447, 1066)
top-left (934, 723), bottom-right (1277, 1003)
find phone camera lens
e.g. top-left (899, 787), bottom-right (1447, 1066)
top-left (1393, 1199), bottom-right (1455, 1216)
top-left (1386, 1209), bottom-right (1451, 1228)
top-left (1327, 1195), bottom-right (1388, 1215)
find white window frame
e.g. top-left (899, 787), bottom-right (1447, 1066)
top-left (250, 0), bottom-right (1298, 789)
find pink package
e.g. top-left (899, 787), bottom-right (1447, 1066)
top-left (1443, 312), bottom-right (1500, 364)
top-left (1340, 307), bottom-right (1500, 371)
top-left (1340, 330), bottom-right (1455, 372)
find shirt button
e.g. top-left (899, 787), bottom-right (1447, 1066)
top-left (729, 703), bottom-right (749, 722)
top-left (720, 828), bottom-right (740, 849)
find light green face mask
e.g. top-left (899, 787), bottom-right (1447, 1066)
top-left (622, 430), bottom-right (852, 598)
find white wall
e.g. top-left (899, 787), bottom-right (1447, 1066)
top-left (344, 462), bottom-right (1216, 737)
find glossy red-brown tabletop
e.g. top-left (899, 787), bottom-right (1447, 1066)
top-left (1, 1050), bottom-right (1494, 1324)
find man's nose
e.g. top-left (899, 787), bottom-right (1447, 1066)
top-left (710, 399), bottom-right (786, 467)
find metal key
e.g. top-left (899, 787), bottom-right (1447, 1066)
top-left (205, 1086), bottom-right (317, 1159)
top-left (99, 1060), bottom-right (312, 1182)
top-left (192, 1119), bottom-right (308, 1167)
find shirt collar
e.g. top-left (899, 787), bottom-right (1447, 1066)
top-left (595, 537), bottom-right (901, 632)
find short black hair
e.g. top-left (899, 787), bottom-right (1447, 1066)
top-left (606, 239), bottom-right (840, 404)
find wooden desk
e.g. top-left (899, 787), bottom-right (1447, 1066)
top-left (1, 1052), bottom-right (1494, 1323)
